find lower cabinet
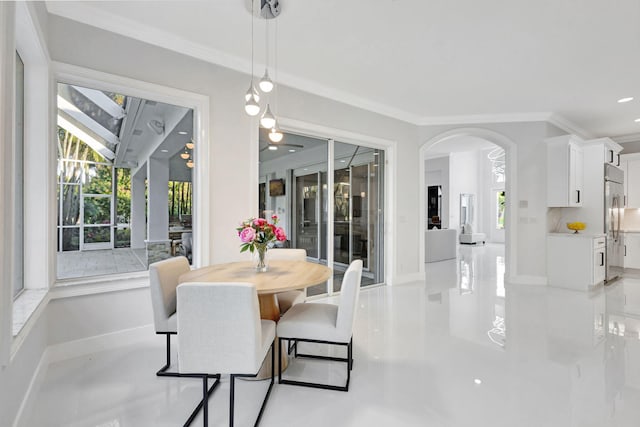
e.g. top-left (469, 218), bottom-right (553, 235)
top-left (624, 233), bottom-right (640, 269)
top-left (547, 234), bottom-right (606, 290)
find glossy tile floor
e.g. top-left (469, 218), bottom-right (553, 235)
top-left (26, 243), bottom-right (640, 426)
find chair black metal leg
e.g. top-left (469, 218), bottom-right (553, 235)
top-left (254, 341), bottom-right (275, 427)
top-left (202, 376), bottom-right (208, 427)
top-left (183, 374), bottom-right (220, 427)
top-left (278, 338), bottom-right (283, 384)
top-left (230, 374), bottom-right (236, 427)
top-left (278, 336), bottom-right (354, 392)
top-left (157, 332), bottom-right (182, 377)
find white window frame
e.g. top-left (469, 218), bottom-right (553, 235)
top-left (53, 62), bottom-right (211, 283)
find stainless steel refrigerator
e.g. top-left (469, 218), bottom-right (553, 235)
top-left (605, 164), bottom-right (624, 282)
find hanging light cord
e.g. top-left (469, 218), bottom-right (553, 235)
top-left (251, 0), bottom-right (255, 81)
top-left (274, 15), bottom-right (278, 114)
top-left (265, 13), bottom-right (270, 74)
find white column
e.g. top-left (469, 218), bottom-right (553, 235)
top-left (147, 156), bottom-right (169, 241)
top-left (145, 156), bottom-right (171, 265)
top-left (130, 168), bottom-right (146, 249)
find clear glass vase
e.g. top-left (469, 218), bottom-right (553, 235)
top-left (255, 245), bottom-right (268, 272)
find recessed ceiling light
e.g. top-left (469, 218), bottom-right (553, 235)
top-left (288, 149), bottom-right (296, 152)
top-left (160, 149), bottom-right (168, 153)
top-left (340, 160), bottom-right (346, 163)
top-left (178, 131), bottom-right (188, 135)
top-left (303, 168), bottom-right (308, 171)
top-left (474, 378), bottom-right (482, 385)
top-left (635, 118), bottom-right (640, 123)
top-left (618, 97), bottom-right (634, 103)
top-left (268, 145), bottom-right (278, 151)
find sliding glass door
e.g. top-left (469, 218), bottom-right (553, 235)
top-left (333, 142), bottom-right (384, 291)
top-left (259, 130), bottom-right (385, 296)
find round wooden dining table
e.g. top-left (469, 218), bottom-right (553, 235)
top-left (178, 260), bottom-right (332, 378)
top-left (179, 260), bottom-right (332, 321)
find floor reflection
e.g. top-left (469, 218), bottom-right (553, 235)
top-left (24, 243), bottom-right (640, 427)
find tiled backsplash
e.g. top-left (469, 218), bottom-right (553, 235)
top-left (623, 208), bottom-right (640, 230)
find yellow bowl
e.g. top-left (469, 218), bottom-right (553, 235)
top-left (566, 222), bottom-right (586, 232)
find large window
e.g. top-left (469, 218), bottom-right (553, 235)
top-left (56, 82), bottom-right (195, 280)
top-left (13, 52), bottom-right (24, 298)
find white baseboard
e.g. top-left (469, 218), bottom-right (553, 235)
top-left (392, 272), bottom-right (424, 285)
top-left (12, 347), bottom-right (51, 427)
top-left (506, 275), bottom-right (548, 286)
top-left (12, 324), bottom-right (154, 427)
top-left (46, 324), bottom-right (154, 363)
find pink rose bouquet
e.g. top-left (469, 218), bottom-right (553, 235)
top-left (236, 215), bottom-right (287, 255)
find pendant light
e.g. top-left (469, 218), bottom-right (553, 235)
top-left (180, 148), bottom-right (190, 159)
top-left (260, 104), bottom-right (276, 129)
top-left (259, 17), bottom-right (274, 93)
top-left (244, 0), bottom-right (260, 116)
top-left (186, 140), bottom-right (195, 150)
top-left (268, 125), bottom-right (283, 142)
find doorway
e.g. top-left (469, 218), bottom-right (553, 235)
top-left (420, 128), bottom-right (517, 281)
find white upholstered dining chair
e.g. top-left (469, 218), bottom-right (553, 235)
top-left (276, 259), bottom-right (363, 391)
top-left (148, 256), bottom-right (190, 376)
top-left (177, 282), bottom-right (276, 427)
top-left (266, 248), bottom-right (307, 314)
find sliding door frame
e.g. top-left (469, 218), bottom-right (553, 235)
top-left (277, 118), bottom-right (396, 294)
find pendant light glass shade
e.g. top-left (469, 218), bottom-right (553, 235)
top-left (259, 70), bottom-right (274, 92)
top-left (244, 83), bottom-right (260, 103)
top-left (260, 104), bottom-right (276, 128)
top-left (268, 126), bottom-right (283, 143)
top-left (180, 150), bottom-right (190, 160)
top-left (186, 160), bottom-right (194, 168)
top-left (245, 94), bottom-right (260, 116)
top-left (185, 140), bottom-right (195, 150)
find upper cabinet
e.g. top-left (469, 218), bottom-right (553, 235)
top-left (547, 135), bottom-right (584, 207)
top-left (604, 143), bottom-right (622, 167)
top-left (621, 153), bottom-right (640, 208)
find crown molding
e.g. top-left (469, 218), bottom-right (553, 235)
top-left (45, 2), bottom-right (600, 136)
top-left (417, 112), bottom-right (553, 127)
top-left (612, 133), bottom-right (640, 144)
top-left (546, 113), bottom-right (593, 139)
top-left (45, 2), bottom-right (424, 125)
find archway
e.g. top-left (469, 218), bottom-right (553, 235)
top-left (419, 128), bottom-right (518, 282)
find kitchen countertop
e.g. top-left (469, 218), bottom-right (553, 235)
top-left (548, 232), bottom-right (606, 238)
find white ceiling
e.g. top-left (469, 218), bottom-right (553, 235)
top-left (46, 0), bottom-right (640, 140)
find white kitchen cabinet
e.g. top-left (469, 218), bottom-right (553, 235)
top-left (547, 234), bottom-right (606, 289)
top-left (621, 154), bottom-right (640, 208)
top-left (546, 135), bottom-right (583, 207)
top-left (603, 142), bottom-right (622, 167)
top-left (624, 232), bottom-right (640, 269)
